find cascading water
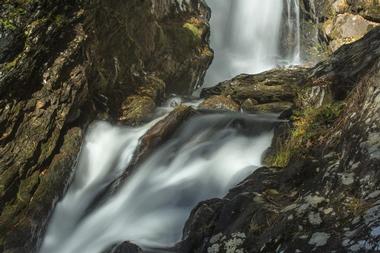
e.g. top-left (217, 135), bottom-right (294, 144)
top-left (286, 0), bottom-right (301, 64)
top-left (203, 0), bottom-right (301, 86)
top-left (40, 1), bottom-right (300, 252)
top-left (40, 108), bottom-right (277, 253)
top-left (308, 0), bottom-right (320, 42)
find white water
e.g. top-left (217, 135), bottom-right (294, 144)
top-left (309, 0), bottom-right (319, 42)
top-left (40, 116), bottom-right (167, 253)
top-left (41, 110), bottom-right (275, 253)
top-left (203, 0), bottom-right (301, 86)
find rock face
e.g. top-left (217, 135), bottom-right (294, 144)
top-left (0, 1), bottom-right (212, 252)
top-left (323, 12), bottom-right (379, 51)
top-left (179, 27), bottom-right (380, 253)
top-left (299, 0), bottom-right (380, 62)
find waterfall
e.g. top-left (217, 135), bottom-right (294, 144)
top-left (39, 117), bottom-right (168, 253)
top-left (286, 0), bottom-right (301, 64)
top-left (40, 1), bottom-right (300, 252)
top-left (203, 0), bottom-right (301, 86)
top-left (40, 110), bottom-right (276, 253)
top-left (309, 0), bottom-right (319, 42)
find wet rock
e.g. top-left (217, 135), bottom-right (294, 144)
top-left (199, 95), bottom-right (240, 112)
top-left (105, 241), bottom-right (143, 253)
top-left (129, 105), bottom-right (198, 170)
top-left (118, 96), bottom-right (156, 126)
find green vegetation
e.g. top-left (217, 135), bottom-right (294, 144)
top-left (54, 15), bottom-right (66, 27)
top-left (0, 19), bottom-right (17, 30)
top-left (183, 22), bottom-right (202, 39)
top-left (0, 3), bottom-right (28, 30)
top-left (268, 102), bottom-right (344, 167)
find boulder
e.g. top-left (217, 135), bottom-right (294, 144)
top-left (200, 68), bottom-right (307, 105)
top-left (118, 96), bottom-right (156, 126)
top-left (323, 13), bottom-right (379, 51)
top-left (299, 0), bottom-right (380, 61)
top-left (128, 105), bottom-right (198, 171)
top-left (199, 95), bottom-right (240, 112)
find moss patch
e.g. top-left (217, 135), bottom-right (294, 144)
top-left (183, 22), bottom-right (202, 40)
top-left (268, 102), bottom-right (344, 167)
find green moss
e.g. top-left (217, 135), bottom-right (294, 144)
top-left (164, 25), bottom-right (198, 60)
top-left (268, 102), bottom-right (344, 167)
top-left (315, 103), bottom-right (344, 125)
top-left (0, 4), bottom-right (28, 30)
top-left (3, 53), bottom-right (22, 70)
top-left (54, 15), bottom-right (66, 27)
top-left (0, 19), bottom-right (17, 30)
top-left (183, 22), bottom-right (202, 40)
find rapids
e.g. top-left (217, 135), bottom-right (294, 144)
top-left (40, 108), bottom-right (277, 253)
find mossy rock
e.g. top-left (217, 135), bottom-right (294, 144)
top-left (199, 95), bottom-right (240, 112)
top-left (118, 96), bottom-right (156, 126)
top-left (243, 102), bottom-right (293, 114)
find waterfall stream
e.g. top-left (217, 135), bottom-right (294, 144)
top-left (40, 1), bottom-right (301, 252)
top-left (203, 0), bottom-right (301, 86)
top-left (40, 108), bottom-right (276, 253)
